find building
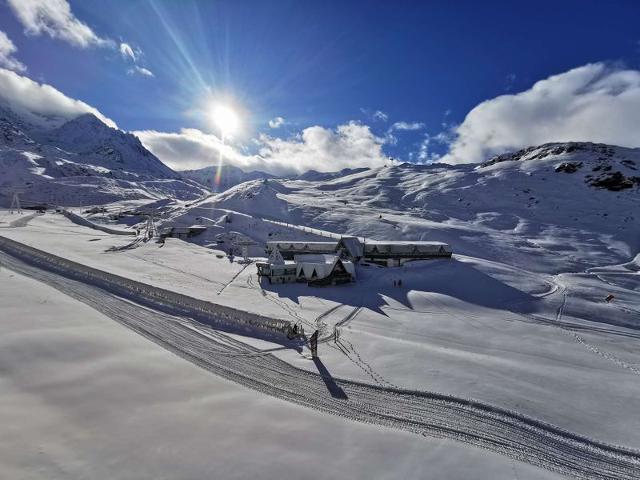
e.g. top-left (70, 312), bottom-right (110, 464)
top-left (266, 241), bottom-right (337, 259)
top-left (256, 250), bottom-right (355, 286)
top-left (159, 225), bottom-right (207, 239)
top-left (256, 262), bottom-right (297, 284)
top-left (363, 241), bottom-right (452, 266)
top-left (336, 236), bottom-right (364, 260)
top-left (259, 235), bottom-right (451, 286)
top-left (267, 236), bottom-right (452, 266)
top-left (293, 254), bottom-right (356, 286)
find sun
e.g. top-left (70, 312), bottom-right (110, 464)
top-left (211, 105), bottom-right (240, 136)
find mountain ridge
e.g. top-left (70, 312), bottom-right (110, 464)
top-left (0, 106), bottom-right (208, 206)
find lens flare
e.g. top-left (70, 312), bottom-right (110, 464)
top-left (212, 105), bottom-right (239, 135)
top-left (208, 104), bottom-right (242, 189)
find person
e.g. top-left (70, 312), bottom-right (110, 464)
top-left (398, 279), bottom-right (403, 287)
top-left (393, 280), bottom-right (397, 287)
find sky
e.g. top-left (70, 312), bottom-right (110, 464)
top-left (1, 0), bottom-right (640, 174)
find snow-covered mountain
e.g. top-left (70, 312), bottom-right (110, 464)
top-left (163, 142), bottom-right (639, 274)
top-left (0, 106), bottom-right (208, 206)
top-left (2, 103), bottom-right (639, 275)
top-left (180, 164), bottom-right (275, 192)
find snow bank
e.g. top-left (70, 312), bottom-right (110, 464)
top-left (62, 209), bottom-right (136, 236)
top-left (0, 234), bottom-right (292, 336)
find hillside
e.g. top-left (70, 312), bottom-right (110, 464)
top-left (180, 164), bottom-right (275, 192)
top-left (0, 106), bottom-right (208, 206)
top-left (163, 142), bottom-right (640, 274)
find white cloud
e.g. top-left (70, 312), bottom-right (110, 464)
top-left (134, 128), bottom-right (248, 171)
top-left (128, 66), bottom-right (154, 77)
top-left (268, 116), bottom-right (285, 129)
top-left (7, 0), bottom-right (112, 48)
top-left (258, 122), bottom-right (389, 174)
top-left (384, 121), bottom-right (425, 145)
top-left (119, 42), bottom-right (136, 61)
top-left (7, 1), bottom-right (153, 77)
top-left (120, 43), bottom-right (153, 77)
top-left (372, 110), bottom-right (388, 122)
top-left (389, 121), bottom-right (425, 131)
top-left (414, 137), bottom-right (436, 163)
top-left (441, 63), bottom-right (640, 164)
top-left (0, 30), bottom-right (26, 73)
top-left (134, 122), bottom-right (391, 175)
top-left (0, 68), bottom-right (117, 128)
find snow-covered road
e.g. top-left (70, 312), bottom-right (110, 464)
top-left (1, 247), bottom-right (639, 480)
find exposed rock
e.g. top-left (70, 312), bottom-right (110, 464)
top-left (588, 172), bottom-right (639, 191)
top-left (555, 162), bottom-right (582, 173)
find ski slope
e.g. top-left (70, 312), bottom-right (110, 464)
top-left (2, 262), bottom-right (567, 480)
top-left (1, 141), bottom-right (639, 479)
top-left (1, 246), bottom-right (639, 479)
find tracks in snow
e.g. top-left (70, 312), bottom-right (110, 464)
top-left (2, 249), bottom-right (640, 479)
top-left (552, 284), bottom-right (640, 377)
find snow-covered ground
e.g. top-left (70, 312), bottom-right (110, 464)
top-left (1, 142), bottom-right (639, 478)
top-left (2, 266), bottom-right (566, 480)
top-left (1, 206), bottom-right (639, 461)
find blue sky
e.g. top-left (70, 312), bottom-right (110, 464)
top-left (1, 0), bottom-right (640, 173)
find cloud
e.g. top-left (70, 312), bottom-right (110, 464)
top-left (128, 66), bottom-right (154, 77)
top-left (268, 116), bottom-right (285, 129)
top-left (389, 121), bottom-right (425, 131)
top-left (7, 1), bottom-right (153, 77)
top-left (372, 110), bottom-right (388, 122)
top-left (441, 63), bottom-right (640, 164)
top-left (258, 122), bottom-right (390, 174)
top-left (384, 121), bottom-right (425, 145)
top-left (413, 127), bottom-right (456, 163)
top-left (120, 43), bottom-right (153, 77)
top-left (0, 30), bottom-right (26, 73)
top-left (134, 128), bottom-right (248, 171)
top-left (119, 42), bottom-right (137, 61)
top-left (134, 122), bottom-right (391, 175)
top-left (0, 68), bottom-right (117, 128)
top-left (7, 0), bottom-right (112, 48)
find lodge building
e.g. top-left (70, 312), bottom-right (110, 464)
top-left (266, 236), bottom-right (452, 267)
top-left (257, 236), bottom-right (451, 286)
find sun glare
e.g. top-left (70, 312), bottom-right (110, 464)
top-left (212, 105), bottom-right (240, 136)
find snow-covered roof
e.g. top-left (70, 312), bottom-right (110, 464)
top-left (337, 236), bottom-right (364, 258)
top-left (365, 240), bottom-right (449, 246)
top-left (268, 241), bottom-right (337, 248)
top-left (364, 241), bottom-right (451, 255)
top-left (293, 254), bottom-right (338, 264)
top-left (267, 241), bottom-right (338, 255)
top-left (294, 254), bottom-right (356, 280)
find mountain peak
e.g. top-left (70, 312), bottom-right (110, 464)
top-left (481, 142), bottom-right (628, 167)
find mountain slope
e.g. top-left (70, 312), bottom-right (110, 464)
top-left (165, 142), bottom-right (640, 274)
top-left (0, 106), bottom-right (208, 206)
top-left (180, 164), bottom-right (275, 192)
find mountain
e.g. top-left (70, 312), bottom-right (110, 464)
top-left (295, 167), bottom-right (370, 182)
top-left (180, 164), bottom-right (275, 192)
top-left (163, 142), bottom-right (639, 274)
top-left (36, 113), bottom-right (177, 179)
top-left (0, 106), bottom-right (208, 207)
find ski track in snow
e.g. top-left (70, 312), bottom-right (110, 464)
top-left (246, 272), bottom-right (313, 328)
top-left (1, 248), bottom-right (640, 480)
top-left (552, 284), bottom-right (640, 377)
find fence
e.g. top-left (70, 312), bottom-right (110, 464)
top-left (0, 235), bottom-right (292, 336)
